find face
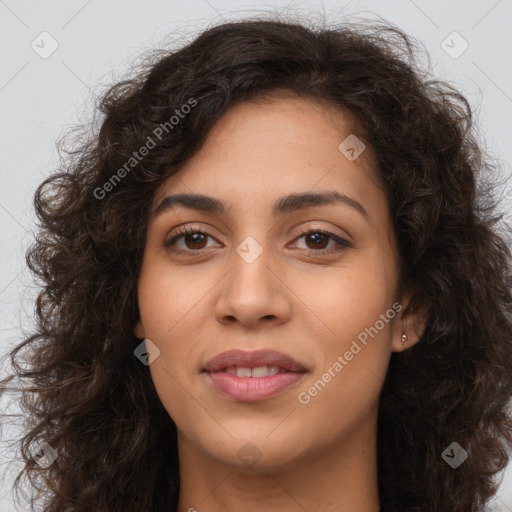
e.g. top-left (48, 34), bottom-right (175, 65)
top-left (134, 94), bottom-right (420, 472)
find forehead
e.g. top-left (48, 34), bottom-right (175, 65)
top-left (152, 94), bottom-right (386, 222)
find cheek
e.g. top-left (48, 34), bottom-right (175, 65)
top-left (137, 268), bottom-right (201, 425)
top-left (300, 248), bottom-right (396, 342)
top-left (136, 255), bottom-right (215, 389)
top-left (137, 255), bottom-right (211, 339)
top-left (136, 263), bottom-right (197, 390)
top-left (294, 279), bottom-right (394, 437)
top-left (297, 246), bottom-right (396, 400)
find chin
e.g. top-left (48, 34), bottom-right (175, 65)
top-left (198, 429), bottom-right (307, 472)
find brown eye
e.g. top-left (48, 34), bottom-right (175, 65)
top-left (182, 232), bottom-right (208, 250)
top-left (304, 232), bottom-right (330, 250)
top-left (164, 228), bottom-right (220, 256)
top-left (165, 226), bottom-right (352, 258)
top-left (290, 228), bottom-right (352, 255)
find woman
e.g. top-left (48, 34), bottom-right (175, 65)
top-left (1, 15), bottom-right (511, 512)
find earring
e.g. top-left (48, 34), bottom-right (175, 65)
top-left (401, 334), bottom-right (408, 345)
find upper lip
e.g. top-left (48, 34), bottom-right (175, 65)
top-left (203, 349), bottom-right (308, 373)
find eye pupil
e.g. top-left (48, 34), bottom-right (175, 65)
top-left (307, 233), bottom-right (328, 249)
top-left (186, 233), bottom-right (207, 249)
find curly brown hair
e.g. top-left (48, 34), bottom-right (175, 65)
top-left (1, 14), bottom-right (511, 512)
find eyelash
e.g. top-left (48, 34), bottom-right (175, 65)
top-left (164, 225), bottom-right (352, 257)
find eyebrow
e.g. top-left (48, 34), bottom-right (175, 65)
top-left (153, 190), bottom-right (369, 221)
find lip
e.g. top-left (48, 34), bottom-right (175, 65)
top-left (202, 349), bottom-right (308, 402)
top-left (203, 349), bottom-right (307, 373)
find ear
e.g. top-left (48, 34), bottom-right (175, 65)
top-left (134, 320), bottom-right (145, 340)
top-left (391, 289), bottom-right (427, 352)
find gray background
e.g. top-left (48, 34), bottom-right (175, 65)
top-left (1, 0), bottom-right (511, 510)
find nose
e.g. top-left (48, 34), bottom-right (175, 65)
top-left (214, 239), bottom-right (292, 330)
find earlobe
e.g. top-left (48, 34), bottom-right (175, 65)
top-left (392, 292), bottom-right (427, 352)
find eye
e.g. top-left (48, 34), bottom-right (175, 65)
top-left (164, 227), bottom-right (220, 256)
top-left (288, 227), bottom-right (352, 255)
top-left (164, 226), bottom-right (352, 257)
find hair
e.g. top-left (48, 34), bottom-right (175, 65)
top-left (1, 13), bottom-right (511, 512)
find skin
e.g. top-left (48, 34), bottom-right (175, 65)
top-left (134, 93), bottom-right (426, 512)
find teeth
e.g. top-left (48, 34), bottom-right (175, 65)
top-left (224, 365), bottom-right (281, 377)
top-left (236, 367), bottom-right (252, 378)
top-left (252, 365), bottom-right (280, 377)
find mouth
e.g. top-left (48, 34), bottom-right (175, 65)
top-left (202, 349), bottom-right (308, 402)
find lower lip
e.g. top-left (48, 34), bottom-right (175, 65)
top-left (205, 371), bottom-right (306, 401)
